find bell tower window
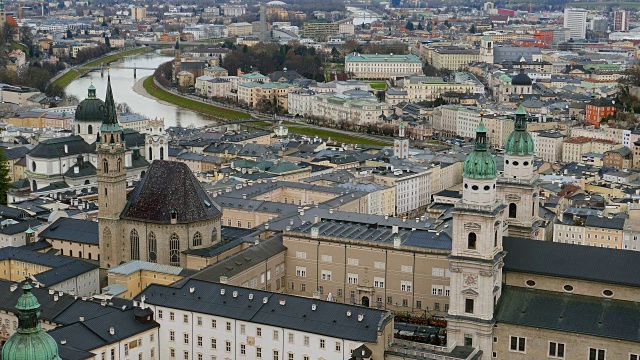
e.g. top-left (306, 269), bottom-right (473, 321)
top-left (468, 232), bottom-right (477, 250)
top-left (509, 203), bottom-right (517, 218)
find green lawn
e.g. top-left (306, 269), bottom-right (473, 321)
top-left (143, 76), bottom-right (251, 120)
top-left (367, 81), bottom-right (387, 90)
top-left (9, 42), bottom-right (27, 52)
top-left (288, 126), bottom-right (390, 146)
top-left (50, 47), bottom-right (152, 90)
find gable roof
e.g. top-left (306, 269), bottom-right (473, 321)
top-left (503, 237), bottom-right (640, 287)
top-left (39, 218), bottom-right (99, 245)
top-left (137, 278), bottom-right (391, 343)
top-left (496, 285), bottom-right (640, 343)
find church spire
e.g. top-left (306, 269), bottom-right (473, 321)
top-left (101, 69), bottom-right (120, 130)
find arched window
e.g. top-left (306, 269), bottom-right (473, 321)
top-left (117, 158), bottom-right (122, 172)
top-left (192, 231), bottom-right (202, 247)
top-left (148, 147), bottom-right (153, 160)
top-left (88, 253), bottom-right (92, 260)
top-left (78, 251), bottom-right (82, 258)
top-left (103, 159), bottom-right (109, 173)
top-left (31, 180), bottom-right (37, 191)
top-left (148, 232), bottom-right (157, 263)
top-left (494, 230), bottom-right (498, 247)
top-left (160, 147), bottom-right (164, 160)
top-left (88, 125), bottom-right (93, 134)
top-left (509, 203), bottom-right (517, 218)
top-left (31, 161), bottom-right (36, 172)
top-left (69, 250), bottom-right (73, 257)
top-left (169, 234), bottom-right (180, 266)
top-left (77, 124), bottom-right (81, 133)
top-left (130, 229), bottom-right (140, 260)
top-left (211, 228), bottom-right (218, 243)
top-left (468, 232), bottom-right (477, 250)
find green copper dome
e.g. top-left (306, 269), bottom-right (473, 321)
top-left (505, 104), bottom-right (534, 156)
top-left (463, 121), bottom-right (497, 179)
top-left (75, 84), bottom-right (106, 123)
top-left (1, 283), bottom-right (61, 360)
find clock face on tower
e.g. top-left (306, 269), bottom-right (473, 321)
top-left (463, 273), bottom-right (478, 288)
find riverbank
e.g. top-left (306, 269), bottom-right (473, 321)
top-left (51, 47), bottom-right (153, 90)
top-left (142, 76), bottom-right (251, 120)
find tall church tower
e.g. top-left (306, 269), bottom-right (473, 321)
top-left (98, 73), bottom-right (127, 269)
top-left (480, 36), bottom-right (494, 64)
top-left (497, 100), bottom-right (541, 238)
top-left (447, 118), bottom-right (505, 355)
top-left (393, 121), bottom-right (409, 159)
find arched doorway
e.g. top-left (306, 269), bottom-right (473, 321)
top-left (361, 296), bottom-right (370, 307)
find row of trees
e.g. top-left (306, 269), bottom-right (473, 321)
top-left (73, 43), bottom-right (110, 64)
top-left (221, 42), bottom-right (325, 82)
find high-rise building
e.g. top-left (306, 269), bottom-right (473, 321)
top-left (260, 2), bottom-right (268, 42)
top-left (614, 10), bottom-right (630, 32)
top-left (563, 8), bottom-right (587, 40)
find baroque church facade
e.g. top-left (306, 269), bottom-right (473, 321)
top-left (97, 76), bottom-right (222, 270)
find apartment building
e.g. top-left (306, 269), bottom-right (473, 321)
top-left (372, 167), bottom-right (431, 215)
top-left (38, 217), bottom-right (99, 261)
top-left (303, 21), bottom-right (339, 38)
top-left (309, 93), bottom-right (390, 125)
top-left (137, 278), bottom-right (394, 360)
top-left (402, 77), bottom-right (476, 102)
top-left (237, 82), bottom-right (299, 110)
top-left (532, 131), bottom-right (565, 163)
top-left (227, 22), bottom-right (253, 36)
top-left (284, 218), bottom-right (452, 314)
top-left (345, 53), bottom-right (423, 80)
top-left (423, 47), bottom-right (479, 70)
top-left (562, 137), bottom-right (618, 163)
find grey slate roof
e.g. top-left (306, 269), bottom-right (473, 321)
top-left (121, 160), bottom-right (222, 224)
top-left (39, 217), bottom-right (99, 245)
top-left (191, 236), bottom-right (284, 281)
top-left (584, 215), bottom-right (625, 230)
top-left (496, 285), bottom-right (640, 343)
top-left (137, 278), bottom-right (392, 343)
top-left (0, 219), bottom-right (41, 235)
top-left (28, 135), bottom-right (94, 159)
top-left (0, 247), bottom-right (98, 286)
top-left (503, 237), bottom-right (640, 287)
top-left (2, 146), bottom-right (30, 160)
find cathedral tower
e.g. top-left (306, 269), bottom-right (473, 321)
top-left (497, 101), bottom-right (541, 238)
top-left (480, 36), bottom-right (494, 64)
top-left (98, 73), bottom-right (127, 269)
top-left (145, 119), bottom-right (168, 162)
top-left (447, 118), bottom-right (505, 355)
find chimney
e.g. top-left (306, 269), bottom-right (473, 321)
top-left (248, 293), bottom-right (254, 300)
top-left (346, 310), bottom-right (352, 317)
top-left (279, 299), bottom-right (286, 306)
top-left (220, 289), bottom-right (226, 295)
top-left (313, 216), bottom-right (320, 224)
top-left (263, 297), bottom-right (268, 304)
top-left (79, 316), bottom-right (84, 322)
top-left (311, 227), bottom-right (319, 238)
top-left (392, 225), bottom-right (398, 234)
top-left (219, 276), bottom-right (228, 284)
top-left (60, 340), bottom-right (66, 345)
top-left (64, 144), bottom-right (68, 153)
top-left (298, 208), bottom-right (304, 216)
top-left (109, 327), bottom-right (115, 335)
top-left (357, 314), bottom-right (364, 322)
top-left (311, 304), bottom-right (317, 311)
top-left (189, 286), bottom-right (195, 293)
top-left (393, 236), bottom-right (401, 248)
top-left (53, 294), bottom-right (58, 301)
top-left (141, 295), bottom-right (146, 309)
top-left (232, 291), bottom-right (238, 298)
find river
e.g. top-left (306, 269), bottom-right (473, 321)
top-left (65, 51), bottom-right (218, 128)
top-left (347, 7), bottom-right (380, 26)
